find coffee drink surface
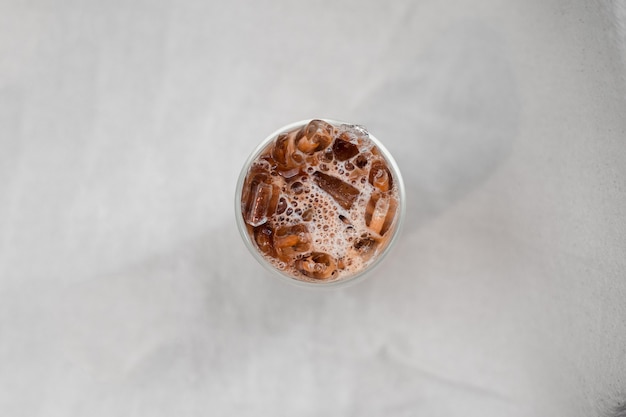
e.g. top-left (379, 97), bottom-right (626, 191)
top-left (240, 120), bottom-right (401, 283)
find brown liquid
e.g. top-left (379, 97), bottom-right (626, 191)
top-left (241, 120), bottom-right (400, 282)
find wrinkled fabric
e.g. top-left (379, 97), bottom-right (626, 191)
top-left (1, 1), bottom-right (625, 416)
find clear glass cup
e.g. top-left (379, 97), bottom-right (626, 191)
top-left (235, 119), bottom-right (406, 289)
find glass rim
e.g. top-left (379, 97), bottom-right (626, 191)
top-left (234, 118), bottom-right (406, 290)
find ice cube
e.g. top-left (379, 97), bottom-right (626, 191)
top-left (365, 192), bottom-right (396, 236)
top-left (380, 195), bottom-right (397, 236)
top-left (272, 133), bottom-right (291, 166)
top-left (295, 120), bottom-right (334, 154)
top-left (274, 224), bottom-right (311, 261)
top-left (312, 171), bottom-right (360, 210)
top-left (332, 136), bottom-right (359, 161)
top-left (272, 132), bottom-right (302, 177)
top-left (296, 252), bottom-right (337, 280)
top-left (244, 182), bottom-right (274, 227)
top-left (242, 167), bottom-right (272, 224)
top-left (254, 224), bottom-right (275, 256)
top-left (368, 160), bottom-right (393, 192)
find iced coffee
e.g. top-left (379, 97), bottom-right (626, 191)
top-left (238, 119), bottom-right (403, 284)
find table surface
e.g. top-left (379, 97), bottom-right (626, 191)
top-left (1, 1), bottom-right (626, 416)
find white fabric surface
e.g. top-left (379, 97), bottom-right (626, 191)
top-left (1, 0), bottom-right (625, 416)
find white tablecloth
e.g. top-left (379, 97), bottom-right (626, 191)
top-left (1, 1), bottom-right (625, 416)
